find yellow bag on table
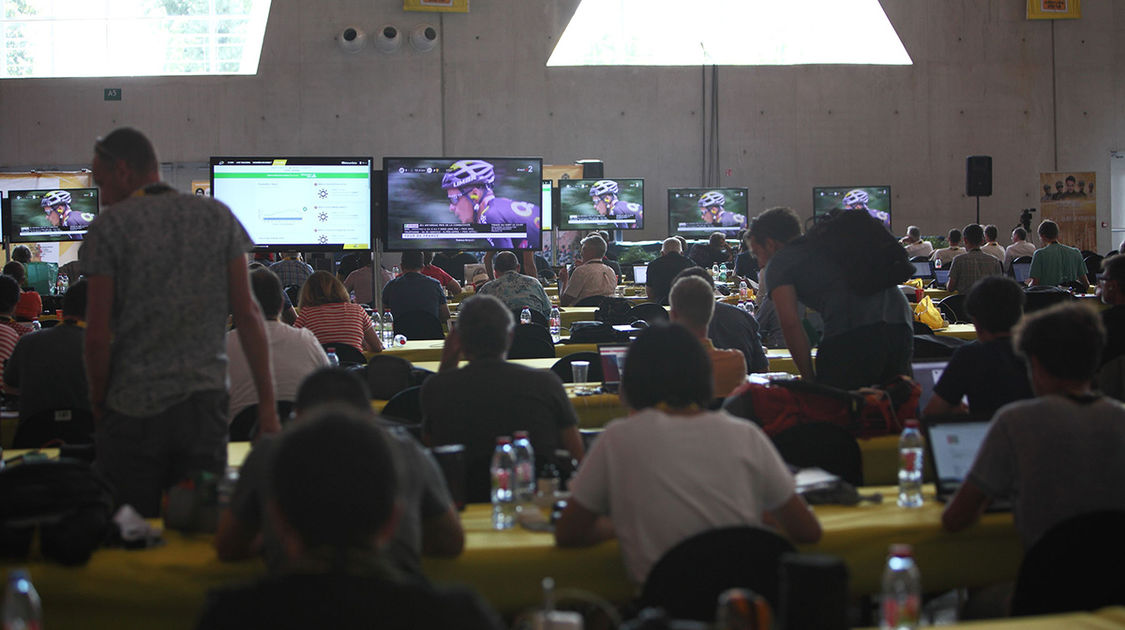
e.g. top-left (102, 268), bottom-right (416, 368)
top-left (914, 295), bottom-right (944, 330)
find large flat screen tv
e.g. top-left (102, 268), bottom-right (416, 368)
top-left (668, 187), bottom-right (748, 237)
top-left (210, 157), bottom-right (374, 251)
top-left (383, 157), bottom-right (544, 252)
top-left (812, 185), bottom-right (891, 228)
top-left (559, 178), bottom-right (644, 231)
top-left (4, 188), bottom-right (99, 242)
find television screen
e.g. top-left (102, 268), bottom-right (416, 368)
top-left (812, 185), bottom-right (891, 228)
top-left (210, 157), bottom-right (373, 251)
top-left (559, 178), bottom-right (644, 231)
top-left (384, 157), bottom-right (543, 252)
top-left (668, 187), bottom-right (748, 236)
top-left (541, 179), bottom-right (554, 232)
top-left (4, 188), bottom-right (99, 242)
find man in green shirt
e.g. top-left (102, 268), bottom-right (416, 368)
top-left (1028, 219), bottom-right (1087, 288)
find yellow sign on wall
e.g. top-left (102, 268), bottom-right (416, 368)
top-left (404, 0), bottom-right (468, 13)
top-left (1028, 0), bottom-right (1081, 20)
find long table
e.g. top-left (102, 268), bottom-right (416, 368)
top-left (0, 484), bottom-right (1021, 628)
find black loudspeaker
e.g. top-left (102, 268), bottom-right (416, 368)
top-left (966, 156), bottom-right (992, 197)
top-left (576, 159), bottom-right (604, 179)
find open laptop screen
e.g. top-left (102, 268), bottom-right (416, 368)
top-left (926, 420), bottom-right (991, 485)
top-left (913, 360), bottom-right (949, 415)
top-left (598, 344), bottom-right (629, 385)
top-left (632, 265), bottom-right (648, 284)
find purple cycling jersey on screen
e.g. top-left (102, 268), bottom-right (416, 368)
top-left (478, 195), bottom-right (540, 249)
top-left (704, 209), bottom-right (744, 228)
top-left (605, 200), bottom-right (642, 228)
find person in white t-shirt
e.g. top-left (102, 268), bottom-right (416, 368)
top-left (901, 225), bottom-right (933, 259)
top-left (980, 224), bottom-right (1005, 261)
top-left (227, 267), bottom-right (328, 420)
top-left (554, 323), bottom-right (821, 585)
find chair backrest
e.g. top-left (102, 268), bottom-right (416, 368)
top-left (909, 255), bottom-right (932, 263)
top-left (381, 385), bottom-right (424, 424)
top-left (228, 401), bottom-right (296, 443)
top-left (12, 408), bottom-right (95, 449)
top-left (508, 323), bottom-right (556, 359)
top-left (551, 351), bottom-right (604, 383)
top-left (1023, 286), bottom-right (1073, 314)
top-left (365, 354), bottom-right (414, 400)
top-left (938, 293), bottom-right (968, 324)
top-left (1096, 355), bottom-right (1125, 403)
top-left (1011, 510), bottom-right (1125, 616)
top-left (640, 526), bottom-right (797, 622)
top-left (283, 285), bottom-right (301, 307)
top-left (770, 422), bottom-right (864, 486)
top-left (392, 310), bottom-right (445, 340)
top-left (574, 295), bottom-right (608, 307)
top-left (512, 307), bottom-right (548, 327)
top-left (1084, 254), bottom-right (1104, 282)
top-left (321, 342), bottom-right (367, 366)
top-left (911, 319), bottom-right (933, 335)
top-left (629, 302), bottom-right (670, 325)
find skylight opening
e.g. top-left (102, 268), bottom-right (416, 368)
top-left (2, 0), bottom-right (271, 78)
top-left (547, 0), bottom-right (912, 67)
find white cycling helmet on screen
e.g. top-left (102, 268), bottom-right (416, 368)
top-left (41, 190), bottom-right (72, 208)
top-left (589, 180), bottom-right (619, 198)
top-left (843, 189), bottom-right (869, 207)
top-left (441, 159), bottom-right (495, 190)
top-left (698, 191), bottom-right (726, 208)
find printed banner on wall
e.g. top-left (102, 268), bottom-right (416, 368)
top-left (404, 0), bottom-right (468, 13)
top-left (1027, 0), bottom-right (1081, 20)
top-left (191, 180), bottom-right (211, 197)
top-left (1039, 171), bottom-right (1096, 253)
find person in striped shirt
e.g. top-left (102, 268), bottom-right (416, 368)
top-left (0, 275), bottom-right (22, 393)
top-left (295, 271), bottom-right (383, 355)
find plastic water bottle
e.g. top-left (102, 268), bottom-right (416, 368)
top-left (881, 544), bottom-right (921, 630)
top-left (371, 310), bottom-right (381, 338)
top-left (512, 431), bottom-right (536, 510)
top-left (490, 436), bottom-right (516, 529)
top-left (934, 256), bottom-right (942, 269)
top-left (549, 307), bottom-right (561, 343)
top-left (711, 263), bottom-right (720, 277)
top-left (326, 348), bottom-right (339, 367)
top-left (2, 569), bottom-right (43, 630)
top-left (739, 280), bottom-right (749, 300)
top-left (719, 262), bottom-right (729, 281)
top-left (897, 419), bottom-right (924, 508)
top-left (520, 307), bottom-right (532, 325)
top-left (382, 311), bottom-right (394, 346)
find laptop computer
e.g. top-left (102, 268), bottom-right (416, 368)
top-left (923, 415), bottom-right (1010, 510)
top-left (1012, 262), bottom-right (1032, 283)
top-left (597, 344), bottom-right (629, 394)
top-left (911, 260), bottom-right (935, 280)
top-left (632, 265), bottom-right (648, 285)
top-left (934, 268), bottom-right (951, 287)
top-left (912, 359), bottom-right (949, 415)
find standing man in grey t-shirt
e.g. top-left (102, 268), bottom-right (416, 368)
top-left (82, 127), bottom-right (277, 517)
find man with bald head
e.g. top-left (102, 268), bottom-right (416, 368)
top-left (645, 237), bottom-right (697, 305)
top-left (477, 250), bottom-right (552, 321)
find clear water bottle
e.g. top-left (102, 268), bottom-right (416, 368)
top-left (2, 569), bottom-right (43, 630)
top-left (739, 280), bottom-right (749, 300)
top-left (512, 430), bottom-right (536, 510)
top-left (744, 300), bottom-right (755, 315)
top-left (382, 311), bottom-right (394, 346)
top-left (719, 262), bottom-right (729, 281)
top-left (934, 256), bottom-right (942, 269)
top-left (371, 310), bottom-right (381, 337)
top-left (897, 419), bottom-right (924, 508)
top-left (549, 307), bottom-right (561, 343)
top-left (881, 544), bottom-right (921, 630)
top-left (490, 436), bottom-right (516, 529)
top-left (711, 263), bottom-right (720, 277)
top-left (392, 265), bottom-right (401, 276)
top-left (56, 273), bottom-right (69, 296)
top-left (520, 307), bottom-right (532, 325)
top-left (326, 348), bottom-right (339, 367)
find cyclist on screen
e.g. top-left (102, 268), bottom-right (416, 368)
top-left (698, 191), bottom-right (744, 228)
top-left (841, 189), bottom-right (889, 225)
top-left (41, 190), bottom-right (94, 231)
top-left (589, 180), bottom-right (642, 229)
top-left (442, 159), bottom-right (539, 249)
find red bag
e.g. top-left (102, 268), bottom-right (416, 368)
top-left (724, 376), bottom-right (920, 439)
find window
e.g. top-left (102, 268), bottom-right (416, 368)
top-left (547, 0), bottom-right (911, 67)
top-left (2, 0), bottom-right (271, 78)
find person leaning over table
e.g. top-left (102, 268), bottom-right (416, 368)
top-left (201, 407), bottom-right (497, 630)
top-left (942, 303), bottom-right (1125, 549)
top-left (215, 367), bottom-right (464, 576)
top-left (554, 322), bottom-right (821, 585)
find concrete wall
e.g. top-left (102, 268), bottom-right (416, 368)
top-left (0, 0), bottom-right (1121, 249)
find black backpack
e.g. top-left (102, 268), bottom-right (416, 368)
top-left (805, 210), bottom-right (914, 296)
top-left (0, 458), bottom-right (114, 565)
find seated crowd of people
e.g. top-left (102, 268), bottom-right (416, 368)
top-left (5, 128), bottom-right (1125, 626)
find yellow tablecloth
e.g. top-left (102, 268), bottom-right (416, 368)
top-left (933, 323), bottom-right (978, 341)
top-left (861, 607), bottom-right (1125, 629)
top-left (380, 338), bottom-right (598, 363)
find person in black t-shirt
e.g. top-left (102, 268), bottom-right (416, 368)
top-left (645, 237), bottom-right (697, 305)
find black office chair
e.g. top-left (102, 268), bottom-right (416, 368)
top-left (909, 255), bottom-right (932, 263)
top-left (228, 401), bottom-right (296, 442)
top-left (771, 422), bottom-right (864, 486)
top-left (911, 320), bottom-right (933, 335)
top-left (1011, 510), bottom-right (1125, 616)
top-left (551, 352), bottom-right (603, 383)
top-left (1084, 254), bottom-right (1103, 282)
top-left (321, 342), bottom-right (367, 367)
top-left (1010, 256), bottom-right (1033, 283)
top-left (12, 408), bottom-right (95, 449)
top-left (365, 354), bottom-right (414, 400)
top-left (639, 526), bottom-right (796, 621)
top-left (283, 285), bottom-right (301, 307)
top-left (393, 310), bottom-right (445, 340)
top-left (574, 295), bottom-right (608, 307)
top-left (1023, 286), bottom-right (1073, 314)
top-left (381, 385), bottom-right (424, 424)
top-left (629, 302), bottom-right (669, 325)
top-left (508, 323), bottom-right (556, 359)
top-left (512, 307), bottom-right (548, 327)
top-left (938, 294), bottom-right (968, 324)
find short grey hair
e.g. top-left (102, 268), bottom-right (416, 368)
top-left (457, 294), bottom-right (513, 359)
top-left (662, 237), bottom-right (682, 254)
top-left (581, 234), bottom-right (607, 258)
top-left (669, 276), bottom-right (716, 330)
